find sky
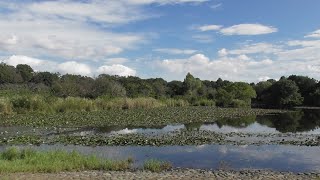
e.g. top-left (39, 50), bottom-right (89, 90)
top-left (0, 0), bottom-right (320, 82)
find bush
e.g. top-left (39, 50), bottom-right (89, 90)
top-left (231, 99), bottom-right (250, 108)
top-left (0, 98), bottom-right (13, 115)
top-left (10, 96), bottom-right (32, 113)
top-left (192, 99), bottom-right (215, 106)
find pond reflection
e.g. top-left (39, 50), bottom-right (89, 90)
top-left (2, 144), bottom-right (319, 173)
top-left (56, 109), bottom-right (320, 136)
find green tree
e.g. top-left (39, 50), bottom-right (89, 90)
top-left (226, 82), bottom-right (257, 106)
top-left (16, 64), bottom-right (34, 82)
top-left (0, 63), bottom-right (22, 83)
top-left (267, 79), bottom-right (304, 108)
top-left (216, 88), bottom-right (233, 107)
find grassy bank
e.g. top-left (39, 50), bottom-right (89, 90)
top-left (0, 95), bottom-right (196, 115)
top-left (0, 147), bottom-right (132, 173)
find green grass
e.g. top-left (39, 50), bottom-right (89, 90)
top-left (0, 147), bottom-right (132, 173)
top-left (0, 95), bottom-right (193, 115)
top-left (143, 159), bottom-right (172, 172)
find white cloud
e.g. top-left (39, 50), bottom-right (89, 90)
top-left (156, 42), bottom-right (320, 82)
top-left (258, 76), bottom-right (271, 81)
top-left (220, 24), bottom-right (278, 35)
top-left (154, 48), bottom-right (198, 55)
top-left (2, 55), bottom-right (92, 76)
top-left (305, 29), bottom-right (320, 38)
top-left (197, 25), bottom-right (222, 32)
top-left (192, 34), bottom-right (214, 43)
top-left (126, 0), bottom-right (209, 5)
top-left (58, 61), bottom-right (92, 76)
top-left (2, 55), bottom-right (57, 72)
top-left (223, 43), bottom-right (282, 55)
top-left (218, 48), bottom-right (228, 56)
top-left (104, 58), bottom-right (129, 65)
top-left (0, 0), bottom-right (209, 61)
top-left (210, 3), bottom-right (222, 10)
top-left (0, 1), bottom-right (147, 60)
top-left (97, 64), bottom-right (136, 76)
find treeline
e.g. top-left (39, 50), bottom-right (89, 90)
top-left (0, 63), bottom-right (319, 110)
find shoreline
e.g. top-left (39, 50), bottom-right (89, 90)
top-left (3, 169), bottom-right (320, 180)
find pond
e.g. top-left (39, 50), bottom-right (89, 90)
top-left (47, 109), bottom-right (320, 136)
top-left (2, 144), bottom-right (319, 173)
top-left (0, 109), bottom-right (320, 173)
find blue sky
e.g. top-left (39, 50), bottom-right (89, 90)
top-left (0, 0), bottom-right (320, 82)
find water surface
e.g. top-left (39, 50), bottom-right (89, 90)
top-left (2, 144), bottom-right (319, 173)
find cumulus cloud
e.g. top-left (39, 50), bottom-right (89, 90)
top-left (156, 38), bottom-right (320, 82)
top-left (97, 64), bottom-right (136, 76)
top-left (1, 55), bottom-right (138, 77)
top-left (197, 25), bottom-right (223, 32)
top-left (220, 24), bottom-right (278, 35)
top-left (218, 48), bottom-right (228, 56)
top-left (305, 29), bottom-right (320, 38)
top-left (0, 1), bottom-right (148, 60)
top-left (58, 61), bottom-right (92, 76)
top-left (2, 55), bottom-right (91, 76)
top-left (2, 55), bottom-right (57, 72)
top-left (154, 48), bottom-right (198, 55)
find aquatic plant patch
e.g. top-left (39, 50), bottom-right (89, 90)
top-left (0, 107), bottom-right (286, 128)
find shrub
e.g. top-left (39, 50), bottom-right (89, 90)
top-left (10, 96), bottom-right (31, 113)
top-left (143, 159), bottom-right (172, 172)
top-left (0, 98), bottom-right (13, 115)
top-left (231, 99), bottom-right (250, 108)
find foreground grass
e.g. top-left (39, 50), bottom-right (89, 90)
top-left (0, 147), bottom-right (132, 173)
top-left (143, 159), bottom-right (172, 172)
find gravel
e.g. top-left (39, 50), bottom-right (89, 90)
top-left (3, 169), bottom-right (320, 180)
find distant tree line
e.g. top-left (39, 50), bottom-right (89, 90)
top-left (0, 63), bottom-right (319, 108)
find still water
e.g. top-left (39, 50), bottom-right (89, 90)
top-left (1, 144), bottom-right (319, 173)
top-left (55, 109), bottom-right (320, 136)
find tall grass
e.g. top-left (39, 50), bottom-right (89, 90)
top-left (143, 159), bottom-right (172, 172)
top-left (53, 97), bottom-right (97, 113)
top-left (0, 98), bottom-right (13, 115)
top-left (96, 97), bottom-right (165, 110)
top-left (0, 147), bottom-right (132, 173)
top-left (0, 94), bottom-right (213, 115)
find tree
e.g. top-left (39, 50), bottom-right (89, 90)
top-left (226, 82), bottom-right (257, 105)
top-left (288, 75), bottom-right (317, 105)
top-left (93, 75), bottom-right (126, 98)
top-left (183, 73), bottom-right (202, 94)
top-left (16, 64), bottom-right (34, 82)
top-left (267, 79), bottom-right (304, 108)
top-left (167, 81), bottom-right (184, 97)
top-left (0, 63), bottom-right (22, 83)
top-left (216, 88), bottom-right (233, 107)
top-left (31, 72), bottom-right (59, 87)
